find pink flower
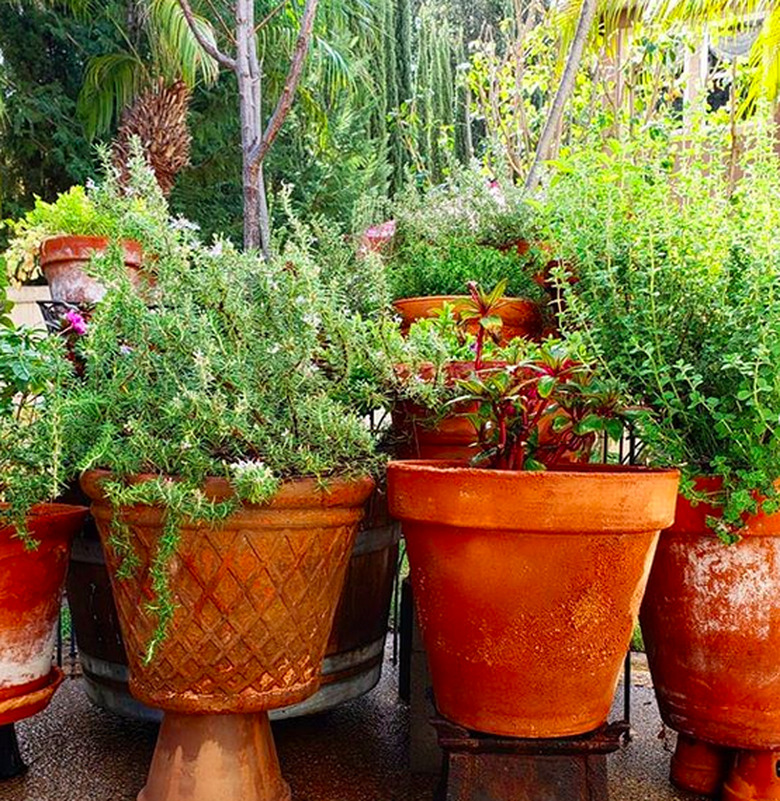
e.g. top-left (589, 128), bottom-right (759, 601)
top-left (63, 309), bottom-right (88, 336)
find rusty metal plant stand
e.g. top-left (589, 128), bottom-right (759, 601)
top-left (432, 715), bottom-right (629, 801)
top-left (0, 724), bottom-right (26, 780)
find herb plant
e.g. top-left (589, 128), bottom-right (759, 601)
top-left (541, 127), bottom-right (780, 538)
top-left (48, 234), bottom-right (381, 656)
top-left (3, 142), bottom-right (180, 286)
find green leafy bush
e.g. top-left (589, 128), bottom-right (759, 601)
top-left (386, 239), bottom-right (545, 300)
top-left (541, 127), bottom-right (780, 537)
top-left (385, 163), bottom-right (546, 300)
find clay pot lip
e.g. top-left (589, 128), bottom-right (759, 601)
top-left (392, 294), bottom-right (538, 309)
top-left (80, 469), bottom-right (376, 509)
top-left (669, 473), bottom-right (780, 537)
top-left (388, 459), bottom-right (680, 532)
top-left (40, 235), bottom-right (143, 268)
top-left (389, 458), bottom-right (679, 479)
top-left (0, 503), bottom-right (88, 539)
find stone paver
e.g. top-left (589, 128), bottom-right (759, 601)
top-left (2, 653), bottom-right (687, 801)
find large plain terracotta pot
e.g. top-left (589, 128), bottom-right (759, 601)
top-left (40, 235), bottom-right (144, 305)
top-left (392, 295), bottom-right (542, 344)
top-left (81, 470), bottom-right (374, 801)
top-left (388, 461), bottom-right (679, 738)
top-left (641, 477), bottom-right (780, 750)
top-left (0, 504), bottom-right (87, 727)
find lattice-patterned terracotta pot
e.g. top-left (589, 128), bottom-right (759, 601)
top-left (81, 470), bottom-right (374, 801)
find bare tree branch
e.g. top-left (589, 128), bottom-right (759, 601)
top-left (248, 0), bottom-right (319, 167)
top-left (255, 0), bottom-right (288, 33)
top-left (176, 0), bottom-right (237, 71)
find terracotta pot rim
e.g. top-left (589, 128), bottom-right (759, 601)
top-left (0, 503), bottom-right (89, 543)
top-left (667, 473), bottom-right (780, 538)
top-left (392, 294), bottom-right (537, 305)
top-left (40, 235), bottom-right (143, 268)
top-left (80, 469), bottom-right (376, 508)
top-left (389, 458), bottom-right (678, 478)
top-left (388, 460), bottom-right (680, 533)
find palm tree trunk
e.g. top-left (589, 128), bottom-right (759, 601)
top-left (525, 0), bottom-right (598, 192)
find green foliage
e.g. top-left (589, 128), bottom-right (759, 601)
top-left (0, 323), bottom-right (73, 544)
top-left (385, 163), bottom-right (545, 300)
top-left (387, 239), bottom-right (543, 300)
top-left (541, 124), bottom-right (780, 537)
top-left (0, 2), bottom-right (104, 244)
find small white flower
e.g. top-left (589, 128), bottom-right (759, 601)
top-left (209, 241), bottom-right (224, 257)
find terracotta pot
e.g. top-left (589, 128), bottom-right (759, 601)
top-left (0, 504), bottom-right (87, 727)
top-left (81, 469), bottom-right (374, 801)
top-left (387, 460), bottom-right (679, 738)
top-left (641, 477), bottom-right (780, 750)
top-left (40, 235), bottom-right (144, 305)
top-left (68, 487), bottom-right (399, 722)
top-left (392, 295), bottom-right (542, 344)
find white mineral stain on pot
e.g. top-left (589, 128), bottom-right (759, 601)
top-left (0, 620), bottom-right (57, 688)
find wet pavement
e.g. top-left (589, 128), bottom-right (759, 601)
top-left (3, 652), bottom-right (688, 801)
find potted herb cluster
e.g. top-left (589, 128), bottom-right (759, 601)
top-left (384, 166), bottom-right (548, 341)
top-left (2, 146), bottom-right (167, 305)
top-left (542, 127), bottom-right (780, 796)
top-left (0, 280), bottom-right (87, 770)
top-left (385, 317), bottom-right (679, 737)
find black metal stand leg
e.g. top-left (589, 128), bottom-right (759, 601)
top-left (0, 724), bottom-right (27, 780)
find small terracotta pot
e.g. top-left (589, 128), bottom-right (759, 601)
top-left (641, 477), bottom-right (780, 749)
top-left (0, 504), bottom-right (87, 726)
top-left (387, 460), bottom-right (679, 738)
top-left (40, 235), bottom-right (144, 305)
top-left (81, 470), bottom-right (374, 801)
top-left (392, 295), bottom-right (542, 344)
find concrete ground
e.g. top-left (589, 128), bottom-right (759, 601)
top-left (3, 652), bottom-right (688, 801)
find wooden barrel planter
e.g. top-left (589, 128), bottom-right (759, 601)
top-left (66, 489), bottom-right (400, 722)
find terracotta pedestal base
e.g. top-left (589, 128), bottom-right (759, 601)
top-left (138, 712), bottom-right (291, 801)
top-left (723, 751), bottom-right (780, 801)
top-left (670, 735), bottom-right (732, 797)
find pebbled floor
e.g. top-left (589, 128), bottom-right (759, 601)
top-left (3, 652), bottom-right (688, 801)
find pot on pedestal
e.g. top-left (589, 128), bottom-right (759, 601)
top-left (388, 461), bottom-right (679, 738)
top-left (641, 477), bottom-right (780, 798)
top-left (81, 470), bottom-right (374, 801)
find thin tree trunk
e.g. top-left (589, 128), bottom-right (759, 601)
top-left (525, 0), bottom-right (598, 192)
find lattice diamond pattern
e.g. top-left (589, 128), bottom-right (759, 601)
top-left (95, 506), bottom-right (359, 713)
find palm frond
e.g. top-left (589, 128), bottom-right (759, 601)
top-left (77, 52), bottom-right (147, 138)
top-left (148, 0), bottom-right (220, 86)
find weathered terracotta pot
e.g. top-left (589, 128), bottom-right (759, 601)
top-left (81, 470), bottom-right (374, 801)
top-left (0, 504), bottom-right (87, 727)
top-left (392, 295), bottom-right (542, 344)
top-left (387, 461), bottom-right (679, 738)
top-left (641, 477), bottom-right (780, 750)
top-left (40, 235), bottom-right (144, 305)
